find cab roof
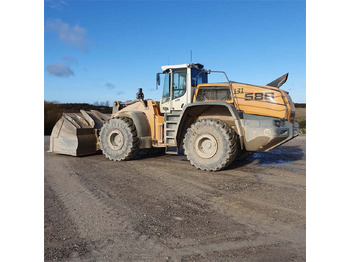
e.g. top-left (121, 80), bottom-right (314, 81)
top-left (197, 83), bottom-right (230, 87)
top-left (161, 63), bottom-right (204, 72)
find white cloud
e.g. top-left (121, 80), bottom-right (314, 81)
top-left (46, 19), bottom-right (89, 51)
top-left (46, 0), bottom-right (67, 10)
top-left (47, 63), bottom-right (74, 77)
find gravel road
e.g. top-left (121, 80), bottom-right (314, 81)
top-left (44, 135), bottom-right (306, 261)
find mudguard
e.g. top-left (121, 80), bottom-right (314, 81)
top-left (113, 111), bottom-right (152, 148)
top-left (175, 101), bottom-right (244, 149)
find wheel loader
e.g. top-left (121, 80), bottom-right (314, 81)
top-left (49, 63), bottom-right (300, 171)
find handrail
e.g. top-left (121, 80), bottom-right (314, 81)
top-left (207, 71), bottom-right (238, 109)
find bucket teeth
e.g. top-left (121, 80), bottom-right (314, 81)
top-left (50, 110), bottom-right (110, 156)
top-left (80, 110), bottom-right (95, 128)
top-left (62, 113), bottom-right (81, 128)
top-left (74, 113), bottom-right (90, 127)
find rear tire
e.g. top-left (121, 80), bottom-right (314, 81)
top-left (99, 117), bottom-right (140, 161)
top-left (183, 119), bottom-right (239, 171)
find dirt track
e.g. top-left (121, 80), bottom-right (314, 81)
top-left (44, 135), bottom-right (306, 262)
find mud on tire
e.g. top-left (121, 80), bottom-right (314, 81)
top-left (183, 119), bottom-right (239, 171)
top-left (99, 117), bottom-right (140, 161)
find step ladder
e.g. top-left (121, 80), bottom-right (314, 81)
top-left (164, 111), bottom-right (181, 154)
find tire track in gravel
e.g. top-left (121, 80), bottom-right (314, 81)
top-left (134, 156), bottom-right (306, 206)
top-left (45, 155), bottom-right (180, 261)
top-left (134, 163), bottom-right (305, 247)
top-left (130, 164), bottom-right (305, 258)
top-left (137, 153), bottom-right (306, 190)
top-left (46, 154), bottom-right (291, 260)
top-left (44, 177), bottom-right (92, 261)
top-left (63, 155), bottom-right (297, 253)
top-left (84, 147), bottom-right (306, 237)
top-left (45, 136), bottom-right (306, 260)
top-left (64, 158), bottom-right (256, 247)
top-left (65, 161), bottom-right (296, 261)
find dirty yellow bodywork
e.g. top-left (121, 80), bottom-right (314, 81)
top-left (194, 82), bottom-right (295, 124)
top-left (110, 81), bottom-right (297, 150)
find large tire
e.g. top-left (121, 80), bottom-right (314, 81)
top-left (99, 117), bottom-right (140, 161)
top-left (183, 119), bottom-right (239, 171)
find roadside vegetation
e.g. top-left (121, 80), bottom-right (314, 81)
top-left (294, 103), bottom-right (306, 134)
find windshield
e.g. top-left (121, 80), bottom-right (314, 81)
top-left (172, 70), bottom-right (187, 99)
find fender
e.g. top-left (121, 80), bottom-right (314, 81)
top-left (175, 101), bottom-right (244, 149)
top-left (113, 111), bottom-right (152, 148)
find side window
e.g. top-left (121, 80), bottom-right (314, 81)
top-left (191, 69), bottom-right (208, 86)
top-left (172, 70), bottom-right (186, 99)
top-left (161, 73), bottom-right (170, 103)
top-left (196, 86), bottom-right (232, 101)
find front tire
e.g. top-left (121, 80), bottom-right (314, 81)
top-left (183, 119), bottom-right (239, 171)
top-left (99, 117), bottom-right (139, 161)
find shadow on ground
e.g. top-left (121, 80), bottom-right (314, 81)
top-left (228, 145), bottom-right (305, 170)
top-left (248, 146), bottom-right (305, 165)
top-left (136, 144), bottom-right (305, 171)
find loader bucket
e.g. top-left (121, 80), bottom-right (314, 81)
top-left (49, 110), bottom-right (110, 156)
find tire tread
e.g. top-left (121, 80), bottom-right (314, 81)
top-left (183, 119), bottom-right (238, 171)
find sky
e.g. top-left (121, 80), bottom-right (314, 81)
top-left (44, 0), bottom-right (306, 104)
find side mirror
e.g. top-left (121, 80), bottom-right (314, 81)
top-left (156, 73), bottom-right (161, 89)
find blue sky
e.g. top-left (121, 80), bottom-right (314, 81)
top-left (44, 0), bottom-right (306, 104)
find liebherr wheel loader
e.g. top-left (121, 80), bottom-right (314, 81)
top-left (49, 63), bottom-right (300, 171)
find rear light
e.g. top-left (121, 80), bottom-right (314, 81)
top-left (284, 93), bottom-right (296, 124)
top-left (289, 111), bottom-right (295, 124)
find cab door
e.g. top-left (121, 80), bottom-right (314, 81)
top-left (170, 69), bottom-right (187, 111)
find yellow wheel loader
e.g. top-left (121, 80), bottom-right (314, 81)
top-left (49, 63), bottom-right (300, 171)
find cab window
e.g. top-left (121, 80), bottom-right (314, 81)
top-left (191, 69), bottom-right (208, 86)
top-left (196, 86), bottom-right (232, 101)
top-left (172, 70), bottom-right (186, 99)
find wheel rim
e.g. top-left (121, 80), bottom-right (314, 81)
top-left (107, 130), bottom-right (124, 150)
top-left (195, 134), bottom-right (218, 159)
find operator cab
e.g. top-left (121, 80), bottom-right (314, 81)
top-left (157, 63), bottom-right (208, 113)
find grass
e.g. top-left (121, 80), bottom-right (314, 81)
top-left (295, 107), bottom-right (306, 134)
